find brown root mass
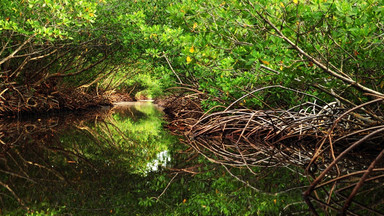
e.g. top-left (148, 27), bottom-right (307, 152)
top-left (108, 92), bottom-right (133, 103)
top-left (162, 92), bottom-right (384, 215)
top-left (0, 85), bottom-right (112, 117)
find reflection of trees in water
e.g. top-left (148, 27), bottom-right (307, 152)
top-left (0, 109), bottom-right (109, 210)
top-left (0, 104), bottom-right (173, 213)
top-left (111, 103), bottom-right (147, 121)
top-left (187, 136), bottom-right (384, 215)
top-left (183, 99), bottom-right (384, 215)
top-left (2, 98), bottom-right (383, 214)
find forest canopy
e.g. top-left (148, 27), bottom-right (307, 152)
top-left (0, 0), bottom-right (383, 112)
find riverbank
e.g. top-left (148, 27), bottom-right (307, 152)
top-left (0, 86), bottom-right (142, 117)
top-left (0, 86), bottom-right (112, 117)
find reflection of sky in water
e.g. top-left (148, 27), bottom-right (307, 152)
top-left (145, 150), bottom-right (170, 174)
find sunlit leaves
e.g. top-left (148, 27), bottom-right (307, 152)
top-left (2, 0), bottom-right (380, 110)
top-left (0, 0), bottom-right (98, 40)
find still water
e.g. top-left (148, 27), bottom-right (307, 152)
top-left (0, 102), bottom-right (311, 215)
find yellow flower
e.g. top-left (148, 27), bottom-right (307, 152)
top-left (280, 2), bottom-right (284, 7)
top-left (189, 46), bottom-right (195, 53)
top-left (260, 59), bottom-right (270, 65)
top-left (293, 0), bottom-right (299, 4)
top-left (193, 22), bottom-right (198, 30)
top-left (186, 56), bottom-right (192, 63)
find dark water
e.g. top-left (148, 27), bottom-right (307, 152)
top-left (0, 102), bottom-right (304, 215)
top-left (1, 102), bottom-right (382, 215)
top-left (0, 102), bottom-right (177, 214)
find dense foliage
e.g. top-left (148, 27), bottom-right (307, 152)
top-left (2, 0), bottom-right (383, 108)
top-left (99, 0), bottom-right (383, 108)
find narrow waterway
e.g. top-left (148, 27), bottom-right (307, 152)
top-left (1, 102), bottom-right (382, 215)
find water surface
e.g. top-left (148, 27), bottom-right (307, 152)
top-left (0, 102), bottom-right (309, 215)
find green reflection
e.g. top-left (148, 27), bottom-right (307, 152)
top-left (0, 103), bottom-right (306, 216)
top-left (57, 102), bottom-right (174, 175)
top-left (0, 103), bottom-right (178, 215)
